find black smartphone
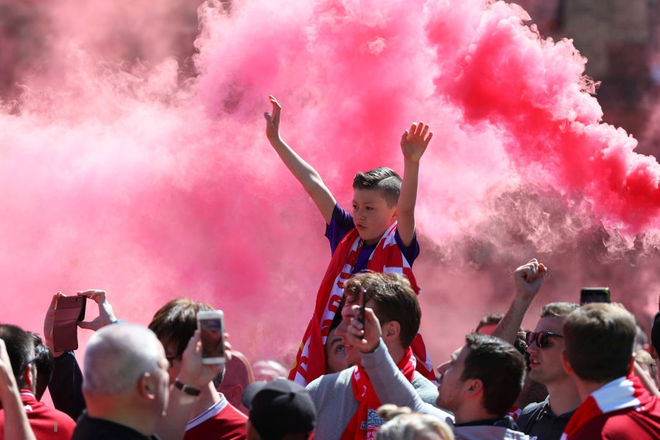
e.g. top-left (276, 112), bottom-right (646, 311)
top-left (357, 287), bottom-right (366, 325)
top-left (53, 296), bottom-right (86, 352)
top-left (580, 287), bottom-right (611, 305)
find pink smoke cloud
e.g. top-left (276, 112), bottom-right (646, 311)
top-left (0, 0), bottom-right (658, 368)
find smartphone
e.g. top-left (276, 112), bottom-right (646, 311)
top-left (357, 287), bottom-right (366, 326)
top-left (580, 287), bottom-right (611, 305)
top-left (53, 296), bottom-right (87, 352)
top-left (197, 310), bottom-right (225, 365)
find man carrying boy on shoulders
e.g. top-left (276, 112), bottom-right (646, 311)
top-left (264, 96), bottom-right (435, 385)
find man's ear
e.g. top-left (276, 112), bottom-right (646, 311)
top-left (22, 364), bottom-right (34, 391)
top-left (225, 384), bottom-right (244, 403)
top-left (139, 372), bottom-right (156, 400)
top-left (381, 321), bottom-right (400, 344)
top-left (650, 345), bottom-right (658, 360)
top-left (463, 378), bottom-right (483, 398)
top-left (561, 349), bottom-right (574, 375)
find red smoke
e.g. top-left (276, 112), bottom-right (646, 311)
top-left (0, 0), bottom-right (658, 369)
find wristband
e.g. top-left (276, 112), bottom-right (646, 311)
top-left (174, 380), bottom-right (201, 396)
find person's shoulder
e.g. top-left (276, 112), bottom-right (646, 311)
top-left (518, 397), bottom-right (549, 420)
top-left (411, 371), bottom-right (439, 405)
top-left (453, 425), bottom-right (530, 440)
top-left (24, 396), bottom-right (77, 432)
top-left (307, 369), bottom-right (352, 393)
top-left (186, 404), bottom-right (247, 440)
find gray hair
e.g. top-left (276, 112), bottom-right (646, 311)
top-left (84, 323), bottom-right (162, 396)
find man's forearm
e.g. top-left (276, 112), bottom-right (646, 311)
top-left (360, 339), bottom-right (452, 423)
top-left (492, 296), bottom-right (532, 345)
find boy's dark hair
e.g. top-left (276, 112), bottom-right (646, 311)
top-left (461, 333), bottom-right (525, 417)
top-left (149, 298), bottom-right (215, 360)
top-left (344, 272), bottom-right (420, 349)
top-left (0, 324), bottom-right (35, 390)
top-left (563, 303), bottom-right (636, 384)
top-left (28, 332), bottom-right (54, 401)
top-left (353, 167), bottom-right (402, 207)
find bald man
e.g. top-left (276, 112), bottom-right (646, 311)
top-left (72, 323), bottom-right (170, 440)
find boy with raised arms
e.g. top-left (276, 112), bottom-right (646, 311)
top-left (264, 96), bottom-right (435, 385)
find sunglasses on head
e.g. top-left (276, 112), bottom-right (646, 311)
top-left (526, 331), bottom-right (563, 348)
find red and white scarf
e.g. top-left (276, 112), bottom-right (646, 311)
top-left (561, 375), bottom-right (652, 440)
top-left (288, 222), bottom-right (435, 386)
top-left (340, 347), bottom-right (417, 440)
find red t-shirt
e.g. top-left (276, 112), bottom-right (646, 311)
top-left (184, 395), bottom-right (247, 440)
top-left (0, 390), bottom-right (76, 440)
top-left (570, 396), bottom-right (660, 440)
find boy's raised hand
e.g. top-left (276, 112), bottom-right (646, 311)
top-left (400, 122), bottom-right (433, 162)
top-left (264, 95), bottom-right (282, 142)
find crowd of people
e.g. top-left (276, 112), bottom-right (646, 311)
top-left (1, 97), bottom-right (660, 440)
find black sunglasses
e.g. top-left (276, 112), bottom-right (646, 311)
top-left (526, 331), bottom-right (563, 349)
top-left (166, 353), bottom-right (182, 368)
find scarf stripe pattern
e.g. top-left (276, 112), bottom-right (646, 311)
top-left (288, 222), bottom-right (435, 386)
top-left (340, 347), bottom-right (417, 440)
top-left (561, 375), bottom-right (651, 440)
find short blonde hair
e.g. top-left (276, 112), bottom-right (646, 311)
top-left (376, 405), bottom-right (454, 440)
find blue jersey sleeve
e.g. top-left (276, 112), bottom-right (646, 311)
top-left (394, 229), bottom-right (420, 266)
top-left (325, 204), bottom-right (355, 255)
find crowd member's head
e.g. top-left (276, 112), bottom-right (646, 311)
top-left (437, 333), bottom-right (525, 423)
top-left (339, 272), bottom-right (421, 364)
top-left (376, 405), bottom-right (454, 440)
top-left (0, 324), bottom-right (37, 394)
top-left (242, 378), bottom-right (316, 440)
top-left (28, 332), bottom-right (53, 401)
top-left (217, 350), bottom-right (254, 414)
top-left (325, 313), bottom-right (348, 374)
top-left (82, 323), bottom-right (169, 436)
top-left (148, 298), bottom-right (219, 383)
top-left (475, 313), bottom-right (503, 335)
top-left (527, 302), bottom-right (579, 387)
top-left (252, 359), bottom-right (289, 382)
top-left (562, 303), bottom-right (636, 385)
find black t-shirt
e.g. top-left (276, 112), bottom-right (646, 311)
top-left (72, 413), bottom-right (160, 440)
top-left (517, 397), bottom-right (575, 440)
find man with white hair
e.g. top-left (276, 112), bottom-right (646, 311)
top-left (71, 323), bottom-right (170, 440)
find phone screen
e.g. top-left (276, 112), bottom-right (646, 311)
top-left (580, 287), bottom-right (611, 305)
top-left (199, 316), bottom-right (225, 362)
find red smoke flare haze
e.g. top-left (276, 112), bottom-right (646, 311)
top-left (1, 0), bottom-right (659, 369)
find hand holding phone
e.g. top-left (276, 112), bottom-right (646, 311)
top-left (52, 296), bottom-right (87, 352)
top-left (197, 310), bottom-right (226, 365)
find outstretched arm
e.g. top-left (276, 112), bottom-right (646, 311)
top-left (492, 259), bottom-right (547, 344)
top-left (265, 96), bottom-right (336, 224)
top-left (397, 122), bottom-right (433, 247)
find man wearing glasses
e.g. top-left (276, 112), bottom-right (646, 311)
top-left (492, 260), bottom-right (582, 440)
top-left (0, 324), bottom-right (76, 439)
top-left (516, 303), bottom-right (581, 439)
